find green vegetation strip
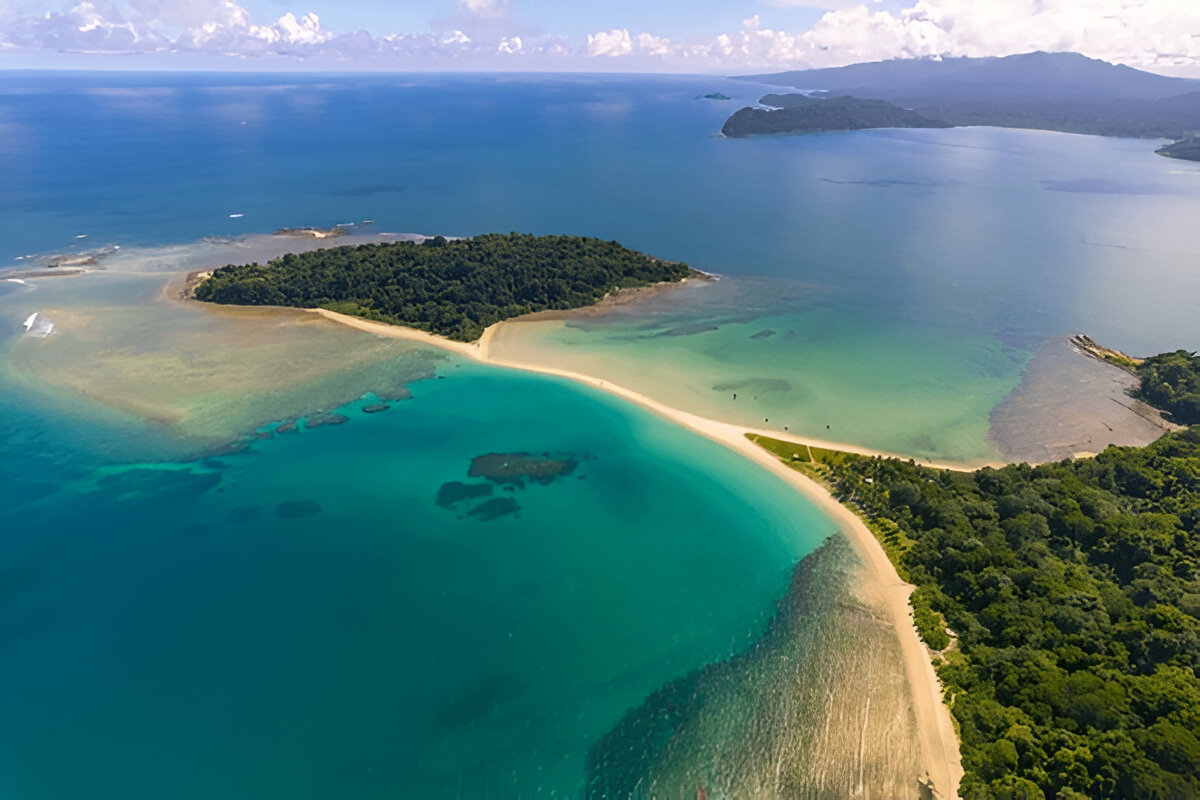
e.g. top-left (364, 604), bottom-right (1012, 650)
top-left (749, 430), bottom-right (1200, 800)
top-left (194, 233), bottom-right (693, 341)
top-left (1135, 350), bottom-right (1200, 426)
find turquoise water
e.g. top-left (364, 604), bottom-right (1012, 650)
top-left (5, 72), bottom-right (1199, 357)
top-left (0, 362), bottom-right (833, 798)
top-left (5, 71), bottom-right (1200, 796)
top-left (5, 71), bottom-right (1199, 458)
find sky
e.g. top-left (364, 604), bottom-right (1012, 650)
top-left (2, 0), bottom-right (1199, 75)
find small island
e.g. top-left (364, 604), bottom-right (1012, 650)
top-left (722, 95), bottom-right (950, 138)
top-left (192, 233), bottom-right (697, 341)
top-left (1157, 133), bottom-right (1200, 162)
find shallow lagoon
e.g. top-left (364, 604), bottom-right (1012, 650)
top-left (5, 72), bottom-right (1198, 459)
top-left (4, 71), bottom-right (1200, 797)
top-left (0, 355), bottom-right (848, 798)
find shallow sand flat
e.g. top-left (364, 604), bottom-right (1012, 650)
top-left (6, 284), bottom-right (442, 450)
top-left (989, 337), bottom-right (1176, 463)
top-left (476, 286), bottom-right (1025, 465)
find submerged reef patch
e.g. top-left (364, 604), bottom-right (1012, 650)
top-left (96, 467), bottom-right (221, 503)
top-left (466, 497), bottom-right (521, 522)
top-left (468, 453), bottom-right (579, 488)
top-left (653, 323), bottom-right (720, 338)
top-left (436, 452), bottom-right (584, 521)
top-left (435, 481), bottom-right (494, 508)
top-left (304, 412), bottom-right (350, 429)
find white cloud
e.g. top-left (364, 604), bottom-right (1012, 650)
top-left (635, 32), bottom-right (672, 57)
top-left (571, 0), bottom-right (1200, 74)
top-left (3, 0), bottom-right (1200, 74)
top-left (460, 0), bottom-right (509, 18)
top-left (793, 0), bottom-right (1200, 71)
top-left (587, 28), bottom-right (633, 57)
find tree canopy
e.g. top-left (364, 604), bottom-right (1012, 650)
top-left (1136, 350), bottom-right (1200, 426)
top-left (757, 429), bottom-right (1200, 799)
top-left (194, 233), bottom-right (693, 341)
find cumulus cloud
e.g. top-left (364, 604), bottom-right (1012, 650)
top-left (3, 0), bottom-right (1199, 73)
top-left (587, 28), bottom-right (632, 58)
top-left (573, 0), bottom-right (1200, 73)
top-left (0, 0), bottom-right (337, 54)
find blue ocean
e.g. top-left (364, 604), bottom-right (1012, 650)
top-left (2, 71), bottom-right (1199, 797)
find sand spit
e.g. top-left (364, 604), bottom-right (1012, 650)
top-left (311, 307), bottom-right (966, 798)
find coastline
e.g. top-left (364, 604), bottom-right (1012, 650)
top-left (309, 306), bottom-right (966, 797)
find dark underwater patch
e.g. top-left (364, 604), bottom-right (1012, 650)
top-left (275, 500), bottom-right (322, 519)
top-left (467, 497), bottom-right (520, 521)
top-left (435, 481), bottom-right (493, 508)
top-left (654, 323), bottom-right (720, 338)
top-left (433, 672), bottom-right (524, 728)
top-left (304, 412), bottom-right (350, 429)
top-left (97, 468), bottom-right (221, 503)
top-left (468, 453), bottom-right (578, 488)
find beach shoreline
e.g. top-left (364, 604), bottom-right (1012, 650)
top-left (309, 306), bottom-right (967, 798)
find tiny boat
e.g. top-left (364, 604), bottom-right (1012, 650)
top-left (23, 312), bottom-right (37, 331)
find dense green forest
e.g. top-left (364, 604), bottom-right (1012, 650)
top-left (1136, 350), bottom-right (1200, 425)
top-left (721, 95), bottom-right (950, 137)
top-left (753, 430), bottom-right (1200, 800)
top-left (193, 233), bottom-right (693, 341)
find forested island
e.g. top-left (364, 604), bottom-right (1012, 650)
top-left (752, 424), bottom-right (1200, 799)
top-left (192, 233), bottom-right (695, 341)
top-left (721, 95), bottom-right (950, 137)
top-left (1157, 134), bottom-right (1200, 163)
top-left (735, 51), bottom-right (1200, 152)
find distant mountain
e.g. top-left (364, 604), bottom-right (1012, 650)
top-left (722, 95), bottom-right (950, 137)
top-left (742, 52), bottom-right (1198, 102)
top-left (736, 52), bottom-right (1200, 141)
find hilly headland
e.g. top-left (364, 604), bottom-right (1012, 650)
top-left (731, 51), bottom-right (1200, 158)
